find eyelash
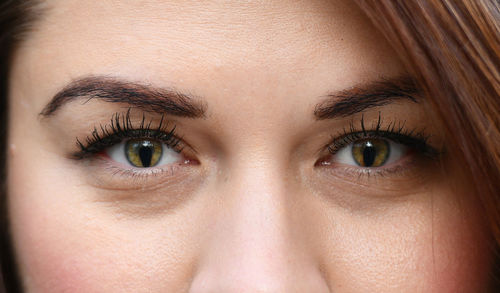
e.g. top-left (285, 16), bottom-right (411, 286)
top-left (72, 109), bottom-right (183, 160)
top-left (324, 115), bottom-right (441, 172)
top-left (73, 112), bottom-right (440, 179)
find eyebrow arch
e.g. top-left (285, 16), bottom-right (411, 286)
top-left (314, 76), bottom-right (420, 120)
top-left (40, 76), bottom-right (207, 118)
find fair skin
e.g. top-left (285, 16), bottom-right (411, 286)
top-left (6, 0), bottom-right (494, 292)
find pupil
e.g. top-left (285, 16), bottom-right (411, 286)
top-left (363, 141), bottom-right (376, 167)
top-left (138, 142), bottom-right (154, 167)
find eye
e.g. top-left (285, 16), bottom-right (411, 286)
top-left (334, 138), bottom-right (407, 167)
top-left (106, 139), bottom-right (182, 168)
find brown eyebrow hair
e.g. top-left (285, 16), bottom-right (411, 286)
top-left (314, 76), bottom-right (420, 120)
top-left (42, 76), bottom-right (419, 120)
top-left (40, 76), bottom-right (207, 118)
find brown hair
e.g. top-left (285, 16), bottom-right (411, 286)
top-left (353, 0), bottom-right (500, 239)
top-left (354, 2), bottom-right (500, 285)
top-left (0, 0), bottom-right (499, 291)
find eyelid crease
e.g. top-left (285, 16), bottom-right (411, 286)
top-left (71, 109), bottom-right (187, 160)
top-left (324, 114), bottom-right (440, 158)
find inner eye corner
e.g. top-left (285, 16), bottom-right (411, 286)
top-left (314, 153), bottom-right (334, 167)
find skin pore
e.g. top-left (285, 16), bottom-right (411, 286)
top-left (6, 0), bottom-right (494, 292)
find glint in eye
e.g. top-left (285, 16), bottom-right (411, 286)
top-left (334, 138), bottom-right (407, 167)
top-left (107, 139), bottom-right (183, 168)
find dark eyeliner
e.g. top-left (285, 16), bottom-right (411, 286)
top-left (72, 109), bottom-right (182, 160)
top-left (327, 115), bottom-right (441, 159)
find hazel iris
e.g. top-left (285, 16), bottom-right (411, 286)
top-left (352, 139), bottom-right (390, 167)
top-left (125, 140), bottom-right (163, 168)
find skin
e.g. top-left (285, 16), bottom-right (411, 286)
top-left (6, 0), bottom-right (494, 292)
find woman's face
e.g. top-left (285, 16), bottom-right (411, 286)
top-left (6, 0), bottom-right (494, 292)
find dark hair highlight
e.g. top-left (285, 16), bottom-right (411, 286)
top-left (1, 1), bottom-right (43, 292)
top-left (354, 0), bottom-right (500, 287)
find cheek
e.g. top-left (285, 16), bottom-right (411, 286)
top-left (429, 203), bottom-right (492, 292)
top-left (423, 173), bottom-right (494, 292)
top-left (7, 132), bottom-right (495, 292)
top-left (7, 148), bottom-right (202, 292)
top-left (315, 190), bottom-right (493, 292)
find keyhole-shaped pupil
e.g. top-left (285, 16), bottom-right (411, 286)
top-left (139, 143), bottom-right (154, 167)
top-left (362, 142), bottom-right (376, 167)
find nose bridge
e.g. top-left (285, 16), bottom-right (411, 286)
top-left (211, 127), bottom-right (293, 256)
top-left (189, 152), bottom-right (330, 292)
top-left (225, 158), bottom-right (289, 270)
top-left (227, 151), bottom-right (288, 239)
top-left (210, 156), bottom-right (291, 284)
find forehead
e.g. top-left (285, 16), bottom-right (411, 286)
top-left (13, 0), bottom-right (404, 115)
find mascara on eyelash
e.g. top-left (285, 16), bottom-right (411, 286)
top-left (71, 109), bottom-right (181, 159)
top-left (326, 114), bottom-right (441, 158)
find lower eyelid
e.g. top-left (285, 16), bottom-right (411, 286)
top-left (99, 152), bottom-right (196, 172)
top-left (71, 158), bottom-right (205, 215)
top-left (315, 155), bottom-right (436, 194)
top-left (318, 146), bottom-right (419, 173)
top-left (77, 155), bottom-right (198, 192)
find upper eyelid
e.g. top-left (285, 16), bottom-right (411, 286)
top-left (325, 129), bottom-right (436, 158)
top-left (74, 112), bottom-right (433, 156)
top-left (73, 128), bottom-right (185, 159)
top-left (324, 115), bottom-right (431, 151)
top-left (72, 111), bottom-right (186, 159)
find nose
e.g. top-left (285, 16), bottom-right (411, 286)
top-left (188, 158), bottom-right (330, 293)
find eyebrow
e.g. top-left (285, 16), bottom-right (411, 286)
top-left (314, 76), bottom-right (420, 120)
top-left (40, 76), bottom-right (207, 118)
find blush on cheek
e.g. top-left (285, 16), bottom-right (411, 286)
top-left (11, 206), bottom-right (150, 293)
top-left (317, 189), bottom-right (495, 292)
top-left (419, 203), bottom-right (494, 292)
top-left (433, 238), bottom-right (493, 291)
top-left (25, 256), bottom-right (95, 293)
top-left (10, 220), bottom-right (96, 292)
top-left (409, 177), bottom-right (495, 292)
top-left (7, 147), bottom-right (202, 292)
top-left (9, 207), bottom-right (117, 292)
top-left (7, 160), bottom-right (127, 292)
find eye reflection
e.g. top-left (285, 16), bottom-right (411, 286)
top-left (352, 139), bottom-right (389, 167)
top-left (106, 139), bottom-right (182, 168)
top-left (126, 140), bottom-right (163, 168)
top-left (334, 138), bottom-right (407, 168)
